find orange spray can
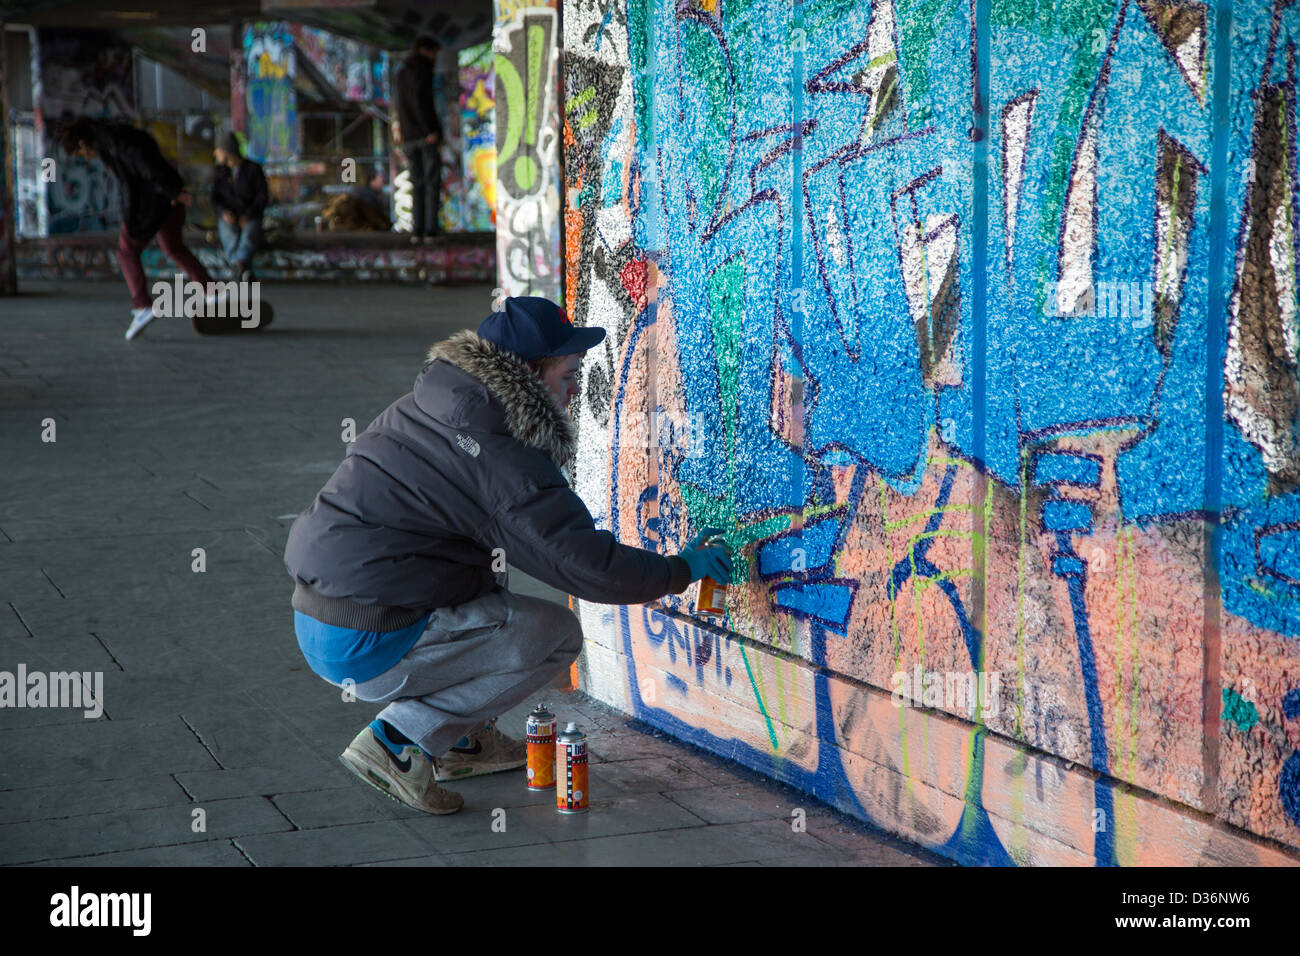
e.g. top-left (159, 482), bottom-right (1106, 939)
top-left (696, 535), bottom-right (729, 616)
top-left (525, 702), bottom-right (557, 790)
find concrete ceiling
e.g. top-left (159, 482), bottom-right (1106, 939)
top-left (0, 1), bottom-right (493, 51)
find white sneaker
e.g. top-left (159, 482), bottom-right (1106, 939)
top-left (204, 290), bottom-right (227, 315)
top-left (124, 306), bottom-right (157, 340)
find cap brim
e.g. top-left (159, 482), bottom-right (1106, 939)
top-left (541, 326), bottom-right (606, 357)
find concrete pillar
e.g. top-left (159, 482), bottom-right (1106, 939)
top-left (0, 22), bottom-right (18, 294)
top-left (492, 0), bottom-right (562, 302)
top-left (387, 51), bottom-right (408, 232)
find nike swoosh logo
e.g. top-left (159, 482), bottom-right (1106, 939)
top-left (389, 751), bottom-right (412, 772)
top-left (450, 740), bottom-right (483, 756)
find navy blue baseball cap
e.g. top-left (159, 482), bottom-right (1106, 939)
top-left (476, 296), bottom-right (605, 362)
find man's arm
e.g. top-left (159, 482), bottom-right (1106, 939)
top-left (483, 484), bottom-right (692, 605)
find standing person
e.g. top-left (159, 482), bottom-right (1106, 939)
top-left (211, 131), bottom-right (269, 282)
top-left (283, 297), bottom-right (733, 814)
top-left (57, 116), bottom-right (227, 340)
top-left (395, 35), bottom-right (444, 241)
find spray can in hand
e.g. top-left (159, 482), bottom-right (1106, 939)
top-left (696, 534), bottom-right (729, 616)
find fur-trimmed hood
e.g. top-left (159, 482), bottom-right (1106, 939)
top-left (423, 329), bottom-right (577, 470)
top-left (285, 330), bottom-right (693, 619)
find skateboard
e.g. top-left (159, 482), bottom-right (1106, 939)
top-left (192, 298), bottom-right (274, 335)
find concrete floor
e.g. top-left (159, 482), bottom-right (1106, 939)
top-left (0, 279), bottom-right (943, 867)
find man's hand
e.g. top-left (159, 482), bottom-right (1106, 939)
top-left (238, 216), bottom-right (249, 228)
top-left (425, 133), bottom-right (439, 145)
top-left (222, 210), bottom-right (237, 224)
top-left (173, 190), bottom-right (194, 208)
top-left (679, 527), bottom-right (734, 584)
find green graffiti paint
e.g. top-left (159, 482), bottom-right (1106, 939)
top-left (1221, 687), bottom-right (1259, 734)
top-left (740, 643), bottom-right (781, 749)
top-left (525, 23), bottom-right (544, 146)
top-left (495, 53), bottom-right (524, 169)
top-left (708, 259), bottom-right (745, 459)
top-left (896, 0), bottom-right (963, 125)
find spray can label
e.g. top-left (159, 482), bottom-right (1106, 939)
top-left (525, 705), bottom-right (557, 790)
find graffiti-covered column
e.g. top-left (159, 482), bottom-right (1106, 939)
top-left (493, 0), bottom-right (562, 301)
top-left (0, 21), bottom-right (17, 295)
top-left (241, 22), bottom-right (297, 164)
top-left (230, 20), bottom-right (246, 137)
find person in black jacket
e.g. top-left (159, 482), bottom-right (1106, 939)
top-left (394, 35), bottom-right (443, 240)
top-left (58, 116), bottom-right (221, 340)
top-left (284, 297), bottom-right (734, 814)
top-left (212, 131), bottom-right (269, 281)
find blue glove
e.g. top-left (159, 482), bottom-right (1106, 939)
top-left (679, 527), bottom-right (734, 584)
top-left (682, 526), bottom-right (724, 553)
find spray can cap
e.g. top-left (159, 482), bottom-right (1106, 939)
top-left (564, 721), bottom-right (578, 732)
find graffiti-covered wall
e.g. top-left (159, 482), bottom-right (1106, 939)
top-left (243, 22), bottom-right (297, 164)
top-left (565, 0), bottom-right (1300, 865)
top-left (33, 28), bottom-right (133, 235)
top-left (459, 40), bottom-right (498, 232)
top-left (494, 0), bottom-right (562, 299)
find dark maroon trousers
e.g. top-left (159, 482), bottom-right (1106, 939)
top-left (117, 204), bottom-right (214, 309)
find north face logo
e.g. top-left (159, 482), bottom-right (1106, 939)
top-left (456, 433), bottom-right (481, 457)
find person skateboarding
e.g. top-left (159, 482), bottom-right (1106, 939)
top-left (57, 116), bottom-right (254, 339)
top-left (283, 296), bottom-right (733, 813)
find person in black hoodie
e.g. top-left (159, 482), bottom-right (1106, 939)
top-left (394, 35), bottom-right (443, 240)
top-left (212, 131), bottom-right (269, 281)
top-left (58, 116), bottom-right (224, 340)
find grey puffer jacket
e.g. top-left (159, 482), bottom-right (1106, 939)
top-left (284, 329), bottom-right (692, 629)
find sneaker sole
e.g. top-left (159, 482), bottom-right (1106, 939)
top-left (339, 751), bottom-right (463, 815)
top-left (433, 755), bottom-right (527, 782)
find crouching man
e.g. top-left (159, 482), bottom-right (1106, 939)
top-left (283, 296), bottom-right (733, 813)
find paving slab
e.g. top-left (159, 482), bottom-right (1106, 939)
top-left (28, 839), bottom-right (255, 867)
top-left (0, 795), bottom-right (291, 865)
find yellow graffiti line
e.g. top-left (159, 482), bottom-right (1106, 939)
top-left (1114, 516), bottom-right (1128, 771)
top-left (901, 528), bottom-right (977, 555)
top-left (567, 86), bottom-right (595, 112)
top-left (925, 455), bottom-right (978, 470)
top-left (912, 569), bottom-right (976, 589)
top-left (775, 653), bottom-right (788, 727)
top-left (746, 648), bottom-right (779, 747)
top-left (738, 644), bottom-right (780, 750)
top-left (880, 477), bottom-right (903, 662)
top-left (1015, 448), bottom-right (1029, 740)
top-left (883, 502), bottom-right (975, 532)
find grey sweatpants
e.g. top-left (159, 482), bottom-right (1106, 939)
top-left (346, 584), bottom-right (583, 758)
